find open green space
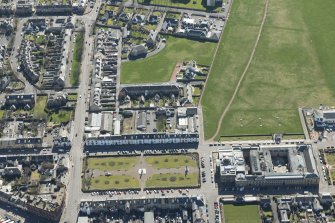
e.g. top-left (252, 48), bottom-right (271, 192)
top-left (202, 0), bottom-right (335, 139)
top-left (87, 156), bottom-right (140, 171)
top-left (145, 155), bottom-right (197, 169)
top-left (36, 35), bottom-right (45, 45)
top-left (138, 0), bottom-right (220, 11)
top-left (83, 155), bottom-right (199, 190)
top-left (121, 36), bottom-right (216, 84)
top-left (224, 204), bottom-right (261, 223)
top-left (0, 110), bottom-right (5, 119)
top-left (146, 173), bottom-right (198, 188)
top-left (33, 96), bottom-right (48, 120)
top-left (71, 31), bottom-right (85, 86)
top-left (49, 109), bottom-right (73, 123)
top-left (31, 171), bottom-right (41, 182)
top-left (90, 175), bottom-right (140, 190)
top-left (325, 154), bottom-right (335, 166)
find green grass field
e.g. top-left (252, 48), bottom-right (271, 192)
top-left (90, 175), bottom-right (140, 190)
top-left (121, 36), bottom-right (216, 84)
top-left (71, 32), bottom-right (84, 86)
top-left (87, 156), bottom-right (140, 171)
top-left (145, 155), bottom-right (197, 169)
top-left (326, 154), bottom-right (335, 166)
top-left (83, 155), bottom-right (199, 190)
top-left (49, 109), bottom-right (73, 123)
top-left (33, 96), bottom-right (48, 120)
top-left (202, 0), bottom-right (335, 140)
top-left (146, 173), bottom-right (198, 188)
top-left (138, 0), bottom-right (220, 11)
top-left (0, 110), bottom-right (5, 119)
top-left (224, 204), bottom-right (261, 223)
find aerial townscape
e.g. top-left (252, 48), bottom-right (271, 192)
top-left (0, 0), bottom-right (335, 222)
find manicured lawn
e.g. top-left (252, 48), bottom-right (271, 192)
top-left (138, 0), bottom-right (220, 11)
top-left (145, 155), bottom-right (197, 169)
top-left (203, 0), bottom-right (335, 139)
top-left (36, 35), bottom-right (45, 45)
top-left (90, 175), bottom-right (140, 190)
top-left (107, 19), bottom-right (114, 26)
top-left (49, 109), bottom-right (73, 123)
top-left (33, 96), bottom-right (48, 120)
top-left (71, 31), bottom-right (85, 86)
top-left (144, 24), bottom-right (157, 31)
top-left (145, 173), bottom-right (199, 188)
top-left (326, 154), bottom-right (335, 166)
top-left (121, 36), bottom-right (216, 83)
top-left (67, 93), bottom-right (78, 101)
top-left (0, 110), bottom-right (5, 119)
top-left (87, 156), bottom-right (140, 171)
top-left (31, 171), bottom-right (40, 182)
top-left (224, 204), bottom-right (261, 223)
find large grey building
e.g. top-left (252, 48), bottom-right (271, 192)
top-left (313, 107), bottom-right (335, 129)
top-left (217, 144), bottom-right (319, 188)
top-left (84, 133), bottom-right (199, 151)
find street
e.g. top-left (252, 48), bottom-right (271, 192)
top-left (60, 1), bottom-right (100, 222)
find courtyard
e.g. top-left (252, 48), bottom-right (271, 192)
top-left (82, 154), bottom-right (199, 191)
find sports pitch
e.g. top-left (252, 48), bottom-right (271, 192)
top-left (223, 204), bottom-right (261, 223)
top-left (202, 0), bottom-right (335, 139)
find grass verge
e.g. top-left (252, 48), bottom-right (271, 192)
top-left (138, 0), bottom-right (220, 11)
top-left (71, 31), bottom-right (85, 86)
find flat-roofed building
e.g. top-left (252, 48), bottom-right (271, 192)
top-left (84, 133), bottom-right (199, 151)
top-left (313, 107), bottom-right (335, 129)
top-left (217, 144), bottom-right (319, 188)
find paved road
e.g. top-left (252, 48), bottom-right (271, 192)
top-left (270, 198), bottom-right (279, 223)
top-left (60, 2), bottom-right (100, 222)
